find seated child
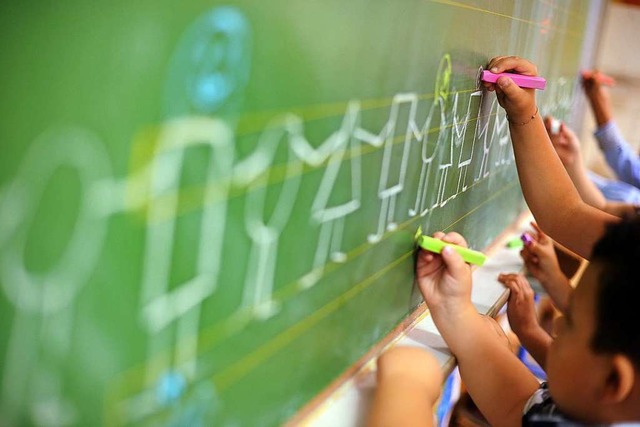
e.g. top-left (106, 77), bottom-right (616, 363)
top-left (416, 219), bottom-right (640, 425)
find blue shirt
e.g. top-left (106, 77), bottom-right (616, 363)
top-left (588, 171), bottom-right (640, 204)
top-left (594, 121), bottom-right (640, 189)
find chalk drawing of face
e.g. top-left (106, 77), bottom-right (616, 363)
top-left (164, 6), bottom-right (252, 118)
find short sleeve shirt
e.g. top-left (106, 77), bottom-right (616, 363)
top-left (522, 383), bottom-right (640, 426)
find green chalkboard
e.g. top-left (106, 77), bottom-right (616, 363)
top-left (0, 1), bottom-right (590, 426)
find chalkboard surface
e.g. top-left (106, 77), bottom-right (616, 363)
top-left (0, 1), bottom-right (588, 426)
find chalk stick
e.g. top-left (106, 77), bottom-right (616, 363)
top-left (507, 236), bottom-right (524, 249)
top-left (521, 233), bottom-right (533, 246)
top-left (417, 235), bottom-right (487, 266)
top-left (581, 70), bottom-right (615, 87)
top-left (481, 70), bottom-right (546, 90)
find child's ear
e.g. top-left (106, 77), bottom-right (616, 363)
top-left (602, 354), bottom-right (635, 404)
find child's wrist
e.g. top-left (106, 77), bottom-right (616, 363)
top-left (515, 319), bottom-right (542, 336)
top-left (546, 270), bottom-right (569, 288)
top-left (506, 105), bottom-right (539, 126)
top-left (430, 302), bottom-right (476, 327)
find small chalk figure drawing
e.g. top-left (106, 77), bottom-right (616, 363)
top-left (136, 6), bottom-right (250, 423)
top-left (140, 118), bottom-right (234, 384)
top-left (0, 128), bottom-right (111, 426)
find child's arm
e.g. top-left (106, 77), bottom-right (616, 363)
top-left (498, 273), bottom-right (553, 370)
top-left (594, 121), bottom-right (640, 188)
top-left (602, 200), bottom-right (640, 217)
top-left (543, 117), bottom-right (638, 218)
top-left (520, 223), bottom-right (572, 313)
top-left (416, 231), bottom-right (539, 427)
top-left (583, 71), bottom-right (613, 127)
top-left (585, 70), bottom-right (640, 187)
top-left (543, 117), bottom-right (607, 210)
top-left (483, 56), bottom-right (617, 259)
top-left (367, 347), bottom-right (442, 427)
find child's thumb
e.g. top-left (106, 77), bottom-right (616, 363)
top-left (441, 246), bottom-right (468, 277)
top-left (497, 76), bottom-right (522, 99)
top-left (529, 241), bottom-right (547, 258)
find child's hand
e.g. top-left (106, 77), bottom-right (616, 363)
top-left (582, 70), bottom-right (613, 127)
top-left (543, 116), bottom-right (581, 168)
top-left (498, 273), bottom-right (539, 339)
top-left (482, 56), bottom-right (538, 124)
top-left (369, 347), bottom-right (442, 427)
top-left (520, 222), bottom-right (564, 287)
top-left (376, 346), bottom-right (443, 402)
top-left (581, 70), bottom-right (606, 100)
top-left (416, 231), bottom-right (473, 315)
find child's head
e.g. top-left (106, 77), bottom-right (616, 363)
top-left (546, 216), bottom-right (640, 421)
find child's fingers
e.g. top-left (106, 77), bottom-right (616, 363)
top-left (417, 249), bottom-right (433, 262)
top-left (543, 115), bottom-right (554, 130)
top-left (530, 222), bottom-right (544, 237)
top-left (528, 221), bottom-right (541, 241)
top-left (527, 240), bottom-right (540, 255)
top-left (495, 75), bottom-right (532, 104)
top-left (487, 56), bottom-right (508, 71)
top-left (482, 81), bottom-right (496, 92)
top-left (417, 249), bottom-right (439, 270)
top-left (503, 278), bottom-right (523, 304)
top-left (528, 240), bottom-right (553, 260)
top-left (561, 125), bottom-right (578, 143)
top-left (432, 231), bottom-right (446, 240)
top-left (512, 276), bottom-right (535, 305)
top-left (488, 56), bottom-right (538, 76)
top-left (581, 70), bottom-right (601, 88)
top-left (440, 245), bottom-right (467, 277)
top-left (499, 274), bottom-right (526, 303)
top-left (441, 231), bottom-right (468, 248)
top-left (530, 222), bottom-right (551, 245)
top-left (498, 272), bottom-right (519, 284)
top-left (514, 275), bottom-right (535, 296)
top-left (520, 247), bottom-right (539, 265)
top-left (416, 251), bottom-right (441, 278)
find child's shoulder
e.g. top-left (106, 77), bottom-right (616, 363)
top-left (521, 382), bottom-right (636, 426)
top-left (522, 382), bottom-right (563, 424)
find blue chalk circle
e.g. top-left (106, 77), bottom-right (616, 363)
top-left (165, 381), bottom-right (219, 426)
top-left (192, 74), bottom-right (231, 110)
top-left (165, 6), bottom-right (252, 117)
top-left (156, 371), bottom-right (187, 406)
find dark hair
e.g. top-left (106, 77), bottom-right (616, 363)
top-left (590, 216), bottom-right (640, 368)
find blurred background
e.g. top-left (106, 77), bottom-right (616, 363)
top-left (581, 0), bottom-right (640, 177)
